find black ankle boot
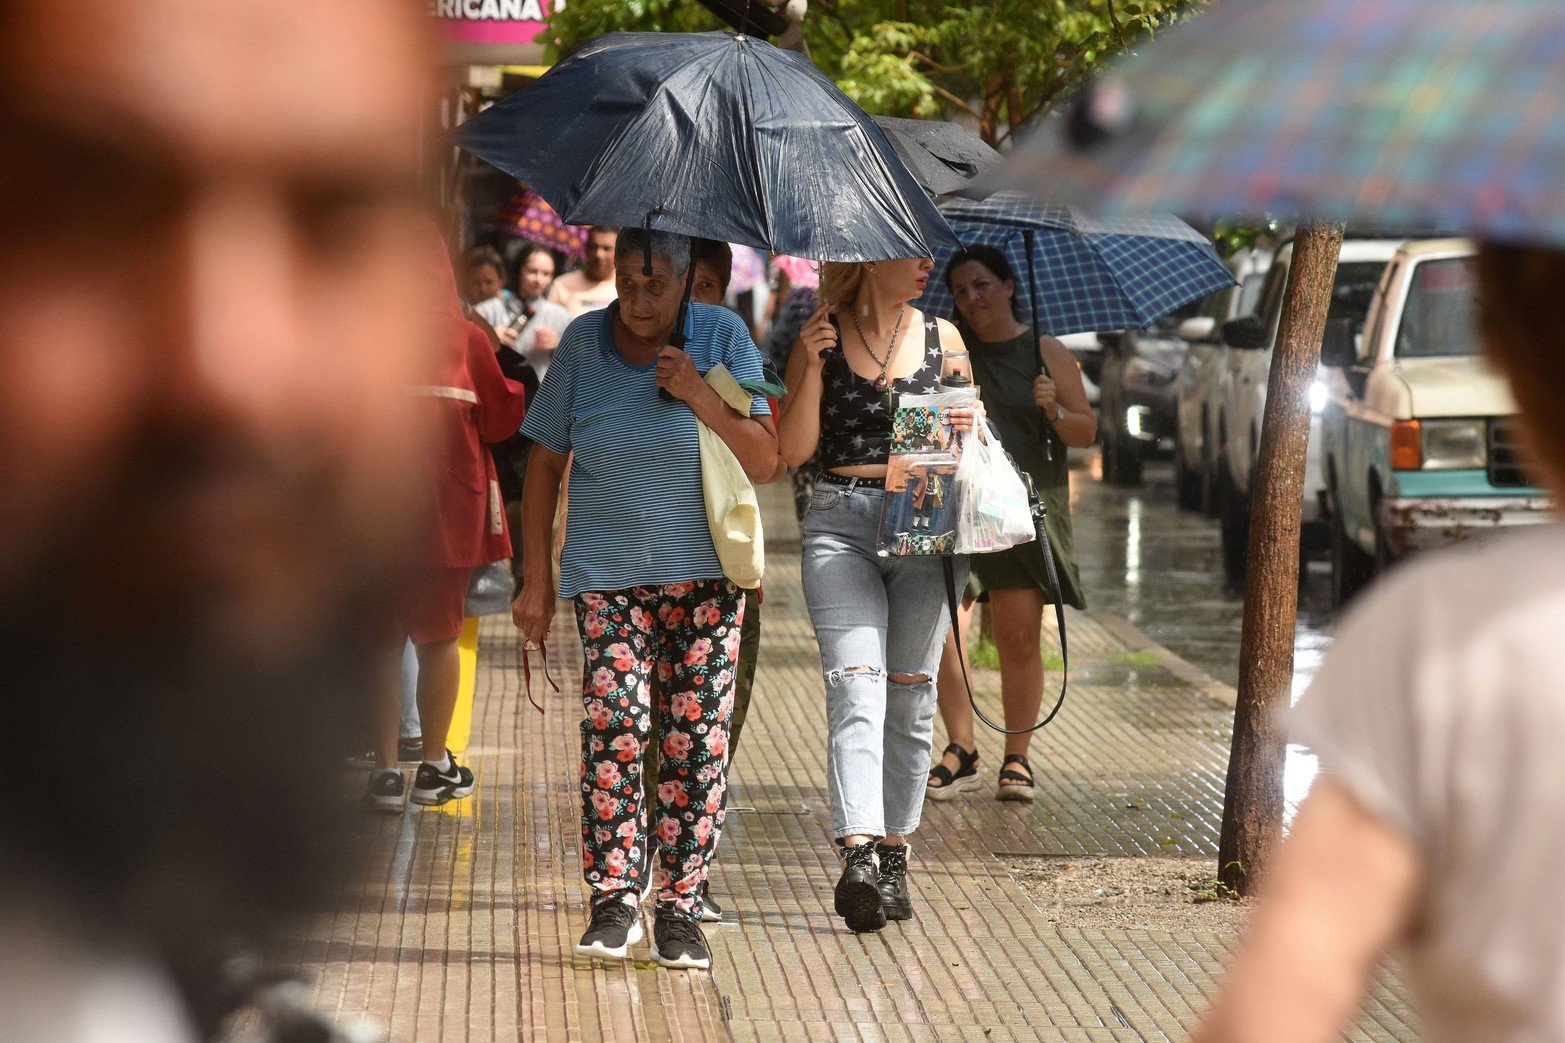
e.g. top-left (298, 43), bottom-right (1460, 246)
top-left (875, 843), bottom-right (912, 921)
top-left (834, 842), bottom-right (886, 933)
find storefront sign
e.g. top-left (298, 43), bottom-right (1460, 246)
top-left (429, 0), bottom-right (558, 46)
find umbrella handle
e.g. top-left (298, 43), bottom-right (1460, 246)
top-left (1023, 228), bottom-right (1058, 462)
top-left (656, 249), bottom-right (701, 400)
top-left (642, 205), bottom-right (663, 276)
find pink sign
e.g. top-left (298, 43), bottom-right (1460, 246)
top-left (429, 0), bottom-right (554, 46)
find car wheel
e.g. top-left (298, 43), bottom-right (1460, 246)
top-left (1174, 440), bottom-right (1202, 511)
top-left (1217, 461), bottom-right (1250, 590)
top-left (1328, 491), bottom-right (1375, 609)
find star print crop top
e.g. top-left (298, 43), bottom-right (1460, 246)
top-left (816, 317), bottom-right (943, 470)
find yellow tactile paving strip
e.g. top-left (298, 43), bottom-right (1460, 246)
top-left (299, 491), bottom-right (1417, 1041)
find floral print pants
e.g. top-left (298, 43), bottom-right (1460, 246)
top-left (575, 580), bottom-right (743, 921)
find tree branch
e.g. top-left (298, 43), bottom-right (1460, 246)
top-left (906, 49), bottom-right (966, 76)
top-left (928, 82), bottom-right (981, 120)
top-left (1106, 0), bottom-right (1129, 49)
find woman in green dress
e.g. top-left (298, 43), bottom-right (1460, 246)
top-left (924, 246), bottom-right (1097, 802)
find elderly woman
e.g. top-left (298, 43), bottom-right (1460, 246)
top-left (512, 229), bottom-right (776, 972)
top-left (778, 256), bottom-right (978, 934)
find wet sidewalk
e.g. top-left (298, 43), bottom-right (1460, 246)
top-left (302, 482), bottom-right (1417, 1042)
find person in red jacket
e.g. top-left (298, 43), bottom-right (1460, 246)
top-left (368, 233), bottom-right (527, 812)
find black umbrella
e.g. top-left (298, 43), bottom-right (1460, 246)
top-left (871, 116), bottom-right (1001, 200)
top-left (452, 31), bottom-right (957, 264)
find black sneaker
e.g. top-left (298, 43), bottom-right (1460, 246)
top-left (343, 747), bottom-right (376, 768)
top-left (698, 882), bottom-right (724, 924)
top-left (834, 842), bottom-right (886, 933)
top-left (363, 770), bottom-right (405, 814)
top-left (398, 737), bottom-right (424, 763)
top-left (650, 912), bottom-right (711, 970)
top-left (409, 751), bottom-right (475, 806)
top-left (575, 898), bottom-right (643, 960)
top-left (875, 843), bottom-right (912, 921)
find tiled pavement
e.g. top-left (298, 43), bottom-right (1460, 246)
top-left (304, 485), bottom-right (1418, 1041)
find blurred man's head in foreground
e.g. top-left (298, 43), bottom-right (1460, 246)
top-left (1476, 243), bottom-right (1565, 497)
top-left (0, 0), bottom-right (435, 1021)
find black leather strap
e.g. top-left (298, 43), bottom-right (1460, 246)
top-left (944, 483), bottom-right (1069, 735)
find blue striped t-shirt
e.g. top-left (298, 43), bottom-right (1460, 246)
top-left (521, 301), bottom-right (771, 597)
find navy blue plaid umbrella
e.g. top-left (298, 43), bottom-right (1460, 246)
top-left (916, 193), bottom-right (1235, 335)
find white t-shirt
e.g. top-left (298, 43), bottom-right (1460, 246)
top-left (1292, 522), bottom-right (1565, 1043)
top-left (548, 268), bottom-right (617, 317)
top-left (514, 297), bottom-right (573, 380)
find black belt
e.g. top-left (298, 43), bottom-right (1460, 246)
top-left (818, 471), bottom-right (886, 489)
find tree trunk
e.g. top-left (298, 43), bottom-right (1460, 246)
top-left (1217, 221), bottom-right (1344, 896)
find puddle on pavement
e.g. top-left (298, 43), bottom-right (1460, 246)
top-left (1066, 453), bottom-right (1337, 809)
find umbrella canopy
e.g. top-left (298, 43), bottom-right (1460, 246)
top-left (989, 0), bottom-right (1565, 247)
top-left (453, 31), bottom-right (957, 262)
top-left (871, 115), bottom-right (1001, 199)
top-left (488, 190), bottom-right (589, 263)
top-left (916, 193), bottom-right (1235, 335)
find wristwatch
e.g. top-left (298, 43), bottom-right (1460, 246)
top-left (1054, 403), bottom-right (1065, 422)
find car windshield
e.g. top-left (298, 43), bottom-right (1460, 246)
top-left (1394, 256), bottom-right (1478, 358)
top-left (1327, 261), bottom-right (1387, 326)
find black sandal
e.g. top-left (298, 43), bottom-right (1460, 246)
top-left (925, 742), bottom-right (980, 801)
top-left (995, 754), bottom-right (1037, 803)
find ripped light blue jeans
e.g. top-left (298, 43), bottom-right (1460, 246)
top-left (801, 478), bottom-right (968, 839)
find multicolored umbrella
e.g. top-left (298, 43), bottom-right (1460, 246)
top-left (489, 190), bottom-right (589, 263)
top-left (728, 245), bottom-right (767, 295)
top-left (771, 254), bottom-right (820, 291)
top-left (990, 0), bottom-right (1565, 247)
top-left (916, 193), bottom-right (1235, 335)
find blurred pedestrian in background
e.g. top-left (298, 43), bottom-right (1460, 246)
top-left (510, 241), bottom-right (573, 379)
top-left (778, 256), bottom-right (978, 934)
top-left (513, 228), bottom-right (776, 972)
top-left (0, 0), bottom-right (435, 1037)
top-left (762, 256), bottom-right (823, 522)
top-left (369, 233), bottom-right (527, 813)
top-left (549, 224), bottom-right (620, 316)
top-left (926, 246), bottom-right (1094, 803)
top-left (463, 245), bottom-right (523, 330)
top-left (1194, 243), bottom-right (1565, 1043)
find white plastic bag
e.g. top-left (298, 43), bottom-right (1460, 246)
top-left (955, 418), bottom-right (1036, 555)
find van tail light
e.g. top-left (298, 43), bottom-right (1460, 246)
top-left (1390, 420), bottom-right (1422, 470)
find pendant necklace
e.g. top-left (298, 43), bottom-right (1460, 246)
top-left (852, 305), bottom-right (906, 392)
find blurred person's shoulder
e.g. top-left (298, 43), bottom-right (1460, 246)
top-left (1339, 521), bottom-right (1565, 647)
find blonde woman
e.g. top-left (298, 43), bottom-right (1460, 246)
top-left (779, 257), bottom-right (977, 933)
